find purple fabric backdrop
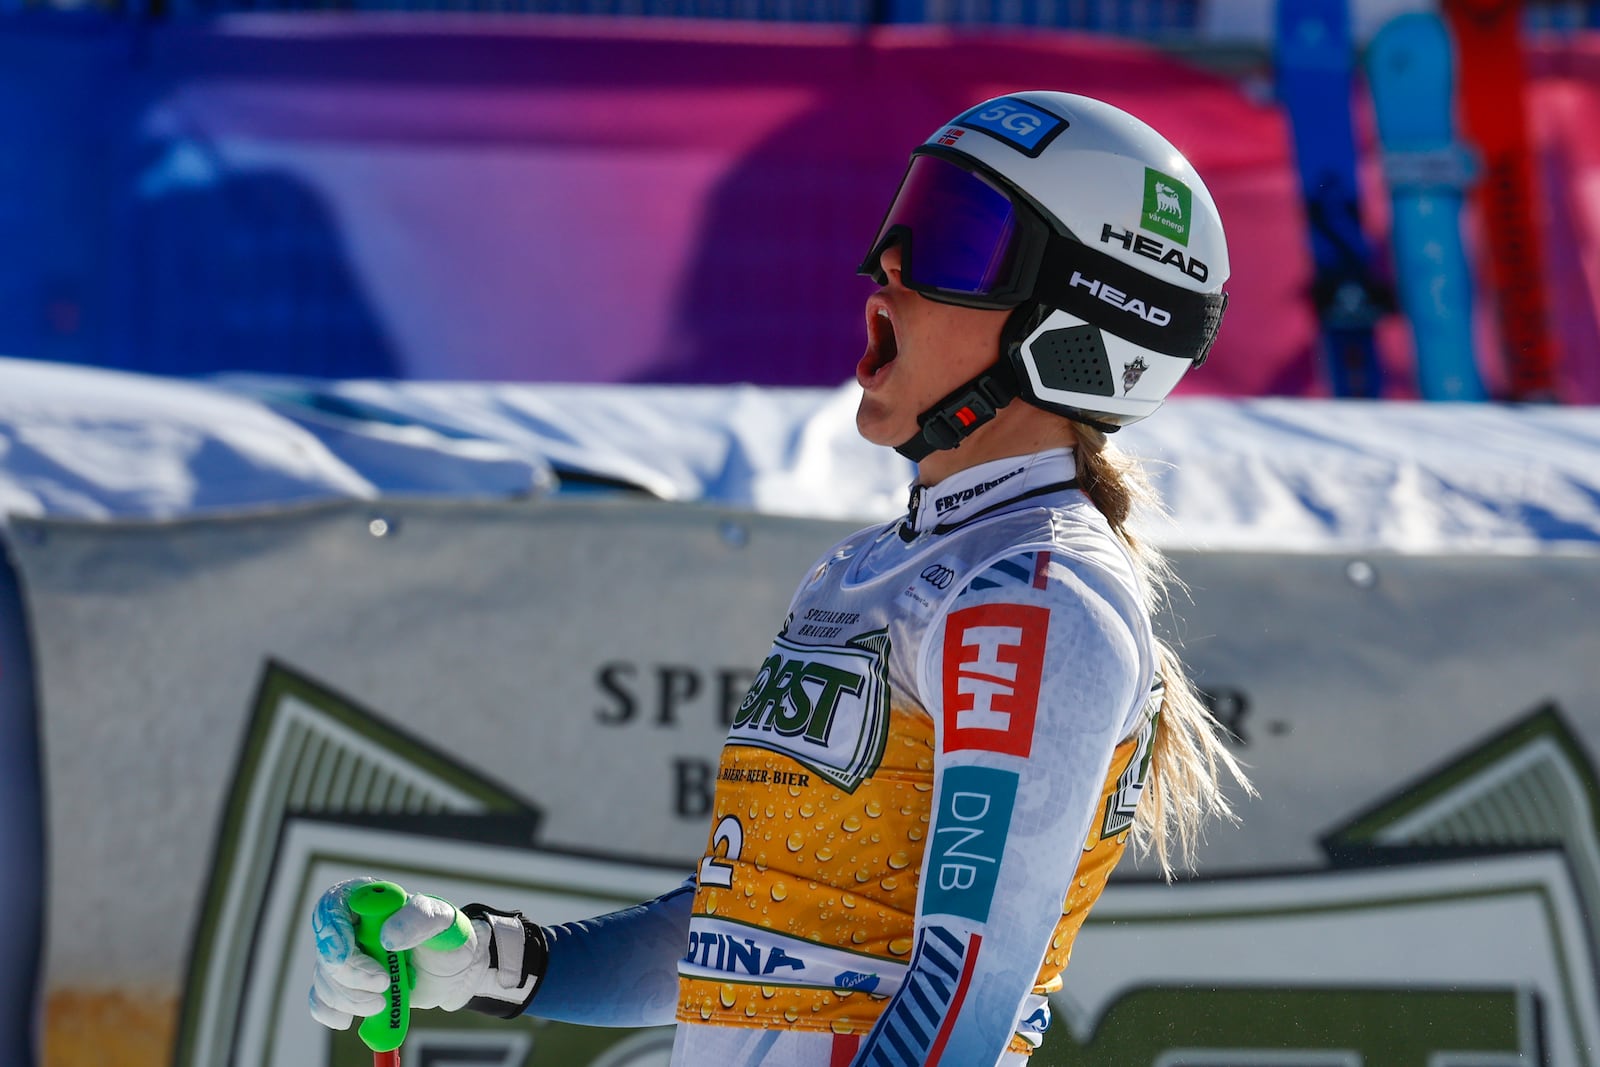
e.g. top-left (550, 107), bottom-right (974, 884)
top-left (113, 17), bottom-right (1600, 401)
top-left (123, 18), bottom-right (1301, 393)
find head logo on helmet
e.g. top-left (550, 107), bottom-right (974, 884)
top-left (858, 91), bottom-right (1230, 460)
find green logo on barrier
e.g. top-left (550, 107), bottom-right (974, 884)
top-left (1141, 167), bottom-right (1192, 247)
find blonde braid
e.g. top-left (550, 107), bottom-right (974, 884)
top-left (1073, 423), bottom-right (1254, 878)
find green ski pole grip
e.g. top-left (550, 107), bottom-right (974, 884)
top-left (348, 881), bottom-right (411, 1053)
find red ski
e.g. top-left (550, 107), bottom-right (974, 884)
top-left (1443, 0), bottom-right (1561, 400)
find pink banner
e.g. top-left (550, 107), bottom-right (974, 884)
top-left (1531, 37), bottom-right (1600, 404)
top-left (132, 17), bottom-right (1600, 401)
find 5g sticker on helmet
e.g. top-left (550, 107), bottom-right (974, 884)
top-left (953, 97), bottom-right (1069, 157)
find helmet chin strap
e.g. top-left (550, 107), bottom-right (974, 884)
top-left (893, 301), bottom-right (1048, 463)
top-left (893, 358), bottom-right (1020, 462)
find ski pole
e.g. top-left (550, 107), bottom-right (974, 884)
top-left (348, 882), bottom-right (413, 1067)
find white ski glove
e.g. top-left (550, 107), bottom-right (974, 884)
top-left (309, 877), bottom-right (548, 1029)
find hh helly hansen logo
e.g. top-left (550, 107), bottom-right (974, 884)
top-left (941, 603), bottom-right (1049, 758)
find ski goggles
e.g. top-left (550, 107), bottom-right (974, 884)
top-left (857, 149), bottom-right (1050, 310)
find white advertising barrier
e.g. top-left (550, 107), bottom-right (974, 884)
top-left (10, 497), bottom-right (1600, 1067)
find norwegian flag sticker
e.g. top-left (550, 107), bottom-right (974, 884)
top-left (941, 603), bottom-right (1049, 758)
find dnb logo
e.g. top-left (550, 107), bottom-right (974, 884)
top-left (954, 97), bottom-right (1068, 157)
top-left (1141, 167), bottom-right (1193, 247)
top-left (942, 602), bottom-right (1048, 758)
top-left (729, 630), bottom-right (891, 792)
top-left (924, 765), bottom-right (1018, 922)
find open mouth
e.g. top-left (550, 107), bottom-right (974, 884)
top-left (858, 305), bottom-right (900, 384)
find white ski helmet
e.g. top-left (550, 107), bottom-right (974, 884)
top-left (859, 91), bottom-right (1230, 459)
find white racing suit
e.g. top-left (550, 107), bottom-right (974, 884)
top-left (526, 448), bottom-right (1158, 1067)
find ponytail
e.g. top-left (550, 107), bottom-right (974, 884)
top-left (1074, 424), bottom-right (1255, 879)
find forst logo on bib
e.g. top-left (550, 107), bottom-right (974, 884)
top-left (1141, 167), bottom-right (1192, 247)
top-left (954, 98), bottom-right (1068, 157)
top-left (729, 630), bottom-right (891, 792)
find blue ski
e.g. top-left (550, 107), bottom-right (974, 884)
top-left (1275, 0), bottom-right (1390, 398)
top-left (1365, 10), bottom-right (1487, 401)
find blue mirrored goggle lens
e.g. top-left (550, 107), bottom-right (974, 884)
top-left (867, 154), bottom-right (1019, 295)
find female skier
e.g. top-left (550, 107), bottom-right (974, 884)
top-left (309, 90), bottom-right (1250, 1066)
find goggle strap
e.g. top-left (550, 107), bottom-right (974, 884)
top-left (1034, 238), bottom-right (1227, 363)
top-left (894, 360), bottom-right (1021, 462)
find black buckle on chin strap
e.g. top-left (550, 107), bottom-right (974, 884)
top-left (895, 364), bottom-right (1019, 462)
